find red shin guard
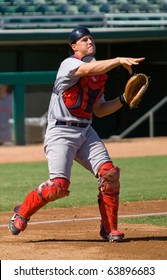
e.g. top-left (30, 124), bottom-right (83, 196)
top-left (14, 190), bottom-right (48, 220)
top-left (97, 162), bottom-right (120, 234)
top-left (98, 193), bottom-right (119, 234)
top-left (14, 178), bottom-right (70, 219)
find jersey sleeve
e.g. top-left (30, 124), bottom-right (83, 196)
top-left (54, 57), bottom-right (85, 93)
top-left (58, 57), bottom-right (85, 77)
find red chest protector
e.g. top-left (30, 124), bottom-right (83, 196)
top-left (63, 56), bottom-right (108, 120)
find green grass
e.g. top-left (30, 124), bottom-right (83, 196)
top-left (116, 155), bottom-right (167, 202)
top-left (119, 216), bottom-right (167, 227)
top-left (0, 155), bottom-right (167, 229)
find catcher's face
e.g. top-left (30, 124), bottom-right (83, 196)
top-left (71, 35), bottom-right (96, 57)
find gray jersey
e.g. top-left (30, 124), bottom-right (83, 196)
top-left (47, 57), bottom-right (87, 127)
top-left (44, 56), bottom-right (111, 180)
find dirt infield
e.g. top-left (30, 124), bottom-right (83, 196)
top-left (0, 136), bottom-right (167, 163)
top-left (0, 137), bottom-right (167, 260)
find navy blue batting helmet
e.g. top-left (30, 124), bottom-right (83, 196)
top-left (68, 26), bottom-right (92, 45)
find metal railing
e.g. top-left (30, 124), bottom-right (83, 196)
top-left (104, 13), bottom-right (167, 28)
top-left (112, 96), bottom-right (167, 139)
top-left (0, 13), bottom-right (104, 29)
top-left (1, 13), bottom-right (167, 29)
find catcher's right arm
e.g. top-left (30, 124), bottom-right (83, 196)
top-left (120, 73), bottom-right (149, 109)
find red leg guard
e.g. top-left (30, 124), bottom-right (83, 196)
top-left (98, 193), bottom-right (119, 234)
top-left (97, 162), bottom-right (120, 236)
top-left (14, 178), bottom-right (70, 219)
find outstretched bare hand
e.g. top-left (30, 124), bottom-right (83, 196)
top-left (119, 57), bottom-right (145, 75)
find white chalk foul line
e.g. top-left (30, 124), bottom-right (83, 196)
top-left (0, 212), bottom-right (167, 228)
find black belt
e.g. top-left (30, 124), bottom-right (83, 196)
top-left (55, 121), bottom-right (89, 128)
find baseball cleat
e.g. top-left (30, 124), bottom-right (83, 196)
top-left (100, 225), bottom-right (124, 242)
top-left (9, 214), bottom-right (28, 235)
top-left (107, 230), bottom-right (124, 242)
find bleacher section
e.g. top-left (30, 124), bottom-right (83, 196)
top-left (0, 0), bottom-right (167, 29)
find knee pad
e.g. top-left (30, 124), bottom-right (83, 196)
top-left (37, 177), bottom-right (70, 202)
top-left (98, 161), bottom-right (120, 195)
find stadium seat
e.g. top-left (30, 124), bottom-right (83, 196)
top-left (52, 1), bottom-right (78, 14)
top-left (87, 0), bottom-right (102, 4)
top-left (5, 5), bottom-right (18, 14)
top-left (24, 0), bottom-right (36, 3)
top-left (99, 3), bottom-right (113, 13)
top-left (68, 5), bottom-right (79, 14)
top-left (35, 4), bottom-right (48, 14)
top-left (129, 5), bottom-right (140, 13)
top-left (15, 4), bottom-right (28, 14)
top-left (24, 5), bottom-right (36, 14)
top-left (118, 2), bottom-right (130, 13)
top-left (78, 3), bottom-right (95, 13)
top-left (160, 2), bottom-right (167, 12)
top-left (139, 2), bottom-right (151, 12)
top-left (56, 3), bottom-right (72, 14)
top-left (2, 0), bottom-right (167, 30)
top-left (12, 0), bottom-right (26, 4)
top-left (66, 0), bottom-right (78, 3)
top-left (149, 4), bottom-right (161, 13)
top-left (89, 5), bottom-right (100, 13)
top-left (0, 4), bottom-right (8, 14)
top-left (33, 0), bottom-right (46, 3)
top-left (44, 5), bottom-right (56, 14)
top-left (110, 0), bottom-right (128, 3)
top-left (51, 0), bottom-right (68, 4)
top-left (75, 0), bottom-right (88, 4)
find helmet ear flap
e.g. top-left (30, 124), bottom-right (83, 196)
top-left (68, 26), bottom-right (92, 45)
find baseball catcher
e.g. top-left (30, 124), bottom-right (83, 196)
top-left (9, 26), bottom-right (146, 242)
